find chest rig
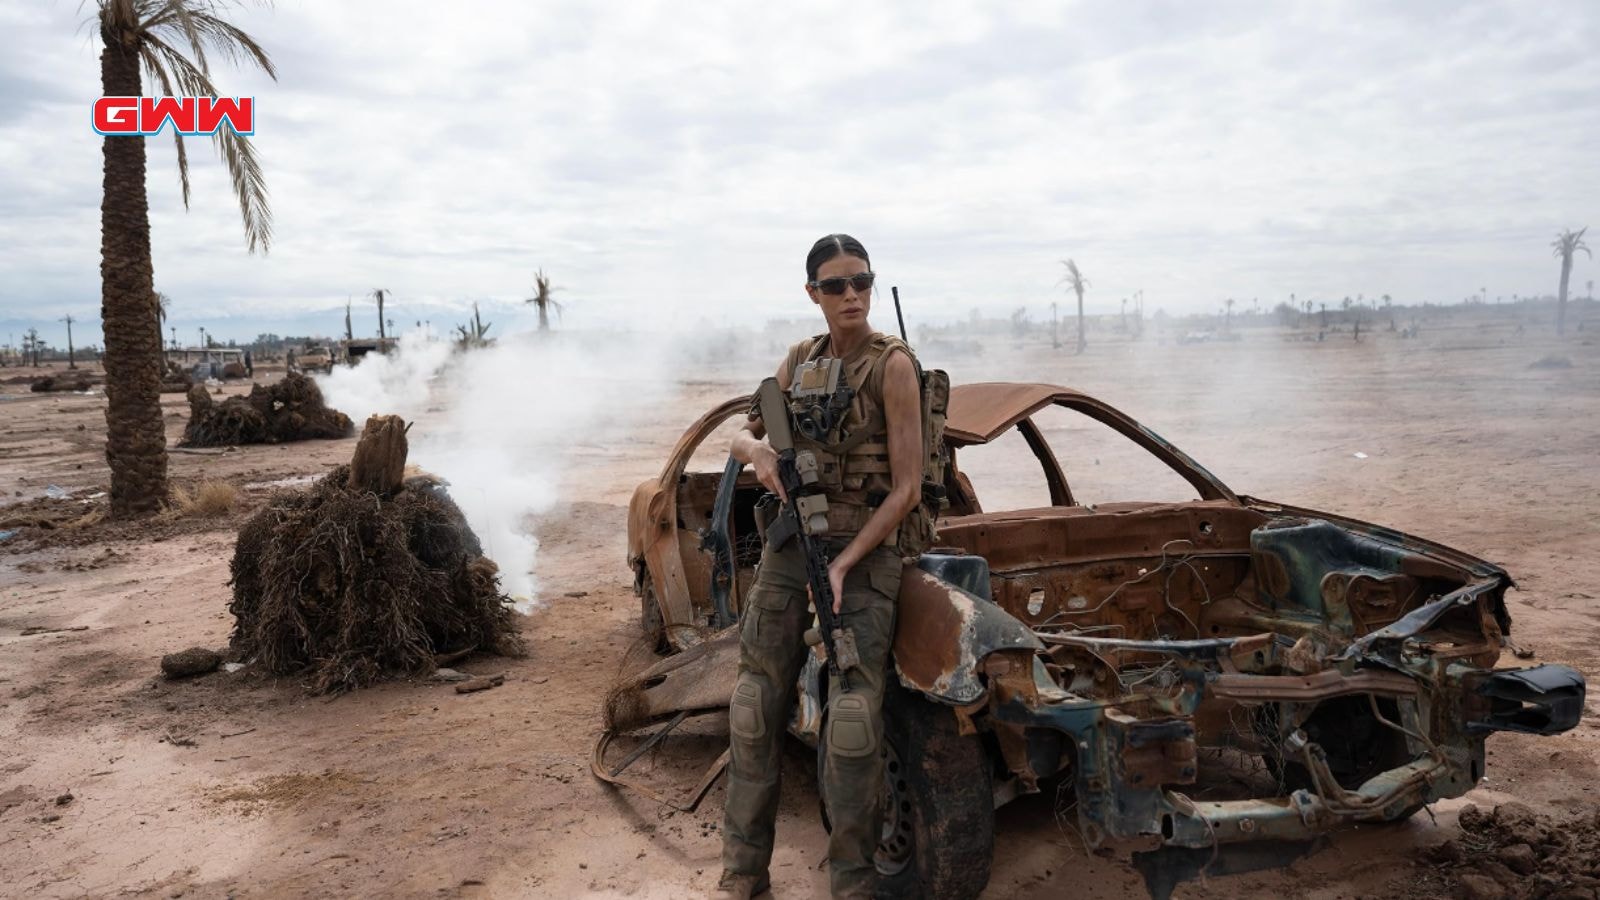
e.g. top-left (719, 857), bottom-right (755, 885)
top-left (783, 333), bottom-right (904, 544)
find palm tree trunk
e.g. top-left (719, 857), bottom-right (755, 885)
top-left (538, 303), bottom-right (549, 331)
top-left (1074, 289), bottom-right (1085, 354)
top-left (100, 32), bottom-right (168, 516)
top-left (1558, 254), bottom-right (1572, 336)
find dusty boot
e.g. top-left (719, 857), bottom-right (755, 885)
top-left (713, 870), bottom-right (770, 898)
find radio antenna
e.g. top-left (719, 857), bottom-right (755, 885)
top-left (891, 286), bottom-right (908, 343)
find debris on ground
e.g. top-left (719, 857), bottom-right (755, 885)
top-left (30, 375), bottom-right (96, 393)
top-left (161, 647), bottom-right (223, 678)
top-left (430, 668), bottom-right (473, 683)
top-left (160, 374), bottom-right (195, 393)
top-left (455, 674), bottom-right (506, 694)
top-left (228, 415), bottom-right (524, 694)
top-left (1414, 803), bottom-right (1600, 899)
top-left (181, 372), bottom-right (352, 447)
top-left (1529, 354), bottom-right (1573, 370)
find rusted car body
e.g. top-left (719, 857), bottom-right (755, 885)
top-left (612, 382), bottom-right (1584, 897)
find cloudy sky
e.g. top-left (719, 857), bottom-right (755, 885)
top-left (1, 0), bottom-right (1597, 347)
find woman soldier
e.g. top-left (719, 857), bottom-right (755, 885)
top-left (717, 234), bottom-right (926, 899)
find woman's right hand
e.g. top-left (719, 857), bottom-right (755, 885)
top-left (750, 443), bottom-right (788, 501)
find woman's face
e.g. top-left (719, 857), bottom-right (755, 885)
top-left (806, 253), bottom-right (872, 329)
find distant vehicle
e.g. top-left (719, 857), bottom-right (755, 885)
top-left (294, 345), bottom-right (335, 374)
top-left (339, 337), bottom-right (399, 366)
top-left (165, 347), bottom-right (246, 379)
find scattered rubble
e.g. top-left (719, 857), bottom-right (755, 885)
top-left (30, 374), bottom-right (96, 393)
top-left (1416, 803), bottom-right (1600, 899)
top-left (455, 674), bottom-right (506, 694)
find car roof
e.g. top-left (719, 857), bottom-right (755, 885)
top-left (946, 382), bottom-right (1090, 446)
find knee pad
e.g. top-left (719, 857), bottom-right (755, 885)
top-left (826, 693), bottom-right (877, 759)
top-left (730, 678), bottom-right (767, 740)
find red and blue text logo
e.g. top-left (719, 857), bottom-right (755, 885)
top-left (93, 96), bottom-right (255, 136)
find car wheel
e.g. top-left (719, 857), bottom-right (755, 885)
top-left (820, 682), bottom-right (995, 900)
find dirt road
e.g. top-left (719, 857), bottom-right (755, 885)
top-left (2, 318), bottom-right (1596, 898)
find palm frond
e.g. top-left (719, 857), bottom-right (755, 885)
top-left (145, 33), bottom-right (272, 251)
top-left (152, 1), bottom-right (212, 74)
top-left (1056, 258), bottom-right (1089, 290)
top-left (96, 0), bottom-right (160, 34)
top-left (137, 43), bottom-right (191, 208)
top-left (184, 9), bottom-right (276, 78)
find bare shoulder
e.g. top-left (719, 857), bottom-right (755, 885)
top-left (881, 347), bottom-right (919, 400)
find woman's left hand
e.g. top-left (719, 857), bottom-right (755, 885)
top-left (827, 558), bottom-right (851, 614)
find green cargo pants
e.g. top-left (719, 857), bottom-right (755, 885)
top-left (721, 540), bottom-right (902, 899)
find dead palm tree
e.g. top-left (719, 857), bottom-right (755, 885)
top-left (95, 0), bottom-right (276, 515)
top-left (1552, 227), bottom-right (1590, 336)
top-left (455, 302), bottom-right (492, 348)
top-left (1058, 259), bottom-right (1089, 354)
top-left (523, 269), bottom-right (564, 331)
top-left (369, 288), bottom-right (389, 339)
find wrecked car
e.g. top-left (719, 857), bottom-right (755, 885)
top-left (599, 382), bottom-right (1585, 899)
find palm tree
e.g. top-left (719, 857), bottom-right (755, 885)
top-left (1224, 297), bottom-right (1235, 333)
top-left (1049, 301), bottom-right (1060, 349)
top-left (95, 0), bottom-right (275, 516)
top-left (1058, 259), bottom-right (1089, 354)
top-left (155, 291), bottom-right (173, 355)
top-left (1552, 227), bottom-right (1590, 336)
top-left (524, 269), bottom-right (564, 331)
top-left (369, 288), bottom-right (389, 339)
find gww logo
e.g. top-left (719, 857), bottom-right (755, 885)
top-left (93, 96), bottom-right (254, 136)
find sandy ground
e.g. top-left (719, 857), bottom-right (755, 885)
top-left (1, 314), bottom-right (1597, 899)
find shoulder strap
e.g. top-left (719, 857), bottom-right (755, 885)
top-left (783, 334), bottom-right (828, 385)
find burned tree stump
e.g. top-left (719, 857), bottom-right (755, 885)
top-left (348, 415), bottom-right (409, 495)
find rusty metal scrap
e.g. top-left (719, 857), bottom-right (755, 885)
top-left (607, 379), bottom-right (1588, 896)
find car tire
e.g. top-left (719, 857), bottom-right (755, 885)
top-left (820, 682), bottom-right (995, 900)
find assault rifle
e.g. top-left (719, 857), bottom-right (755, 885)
top-left (754, 376), bottom-right (860, 686)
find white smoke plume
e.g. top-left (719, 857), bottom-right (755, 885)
top-left (318, 326), bottom-right (670, 610)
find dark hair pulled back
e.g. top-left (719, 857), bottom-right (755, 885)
top-left (805, 233), bottom-right (871, 282)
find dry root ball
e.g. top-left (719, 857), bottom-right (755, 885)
top-left (181, 372), bottom-right (352, 447)
top-left (227, 466), bottom-right (524, 693)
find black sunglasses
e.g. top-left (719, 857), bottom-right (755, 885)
top-left (809, 272), bottom-right (876, 295)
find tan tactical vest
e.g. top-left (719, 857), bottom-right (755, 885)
top-left (778, 332), bottom-right (948, 555)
